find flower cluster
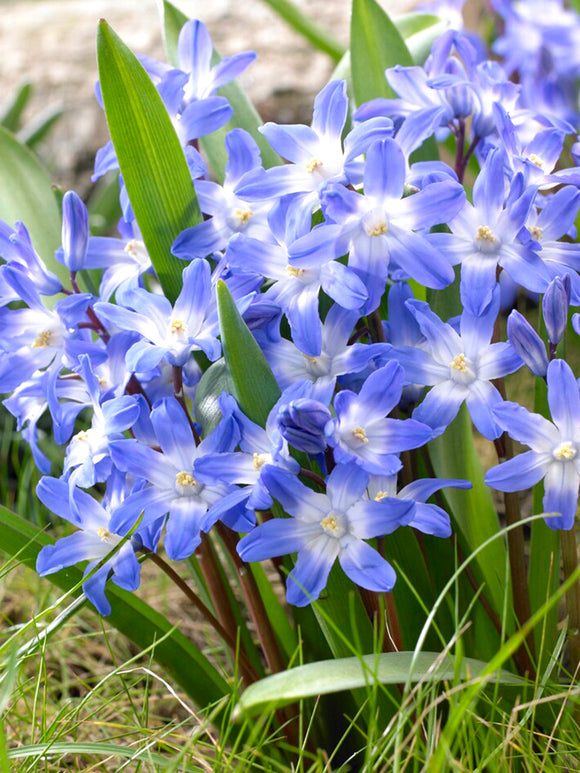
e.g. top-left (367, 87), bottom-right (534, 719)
top-left (2, 8), bottom-right (580, 616)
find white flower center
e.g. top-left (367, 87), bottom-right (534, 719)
top-left (97, 526), bottom-right (116, 544)
top-left (320, 512), bottom-right (347, 538)
top-left (169, 318), bottom-right (188, 339)
top-left (175, 470), bottom-right (201, 495)
top-left (306, 158), bottom-right (323, 173)
top-left (286, 265), bottom-right (306, 279)
top-left (448, 352), bottom-right (476, 385)
top-left (530, 226), bottom-right (543, 241)
top-left (352, 426), bottom-right (369, 444)
top-left (32, 329), bottom-right (54, 348)
top-left (234, 208), bottom-right (253, 224)
top-left (302, 353), bottom-right (330, 378)
top-left (553, 441), bottom-right (577, 461)
top-left (475, 225), bottom-right (500, 254)
top-left (252, 452), bottom-right (272, 472)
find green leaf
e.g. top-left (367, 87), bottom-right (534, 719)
top-left (0, 504), bottom-right (229, 710)
top-left (18, 104), bottom-right (63, 150)
top-left (216, 280), bottom-right (281, 427)
top-left (0, 126), bottom-right (64, 279)
top-left (0, 82), bottom-right (31, 132)
top-left (194, 358), bottom-right (233, 436)
top-left (395, 13), bottom-right (448, 64)
top-left (351, 0), bottom-right (413, 106)
top-left (97, 19), bottom-right (201, 303)
top-left (234, 650), bottom-right (522, 717)
top-left (161, 1), bottom-right (281, 183)
top-left (252, 0), bottom-right (345, 62)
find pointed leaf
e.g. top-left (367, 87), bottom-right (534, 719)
top-left (0, 126), bottom-right (64, 281)
top-left (97, 19), bottom-right (201, 303)
top-left (351, 0), bottom-right (413, 106)
top-left (234, 650), bottom-right (522, 717)
top-left (216, 280), bottom-right (280, 427)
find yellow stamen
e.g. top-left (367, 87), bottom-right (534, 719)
top-left (554, 441), bottom-right (576, 460)
top-left (32, 330), bottom-right (53, 348)
top-left (530, 226), bottom-right (543, 241)
top-left (124, 238), bottom-right (140, 258)
top-left (374, 491), bottom-right (388, 502)
top-left (170, 318), bottom-right (186, 335)
top-left (252, 453), bottom-right (271, 472)
top-left (306, 158), bottom-right (323, 173)
top-left (352, 426), bottom-right (369, 443)
top-left (175, 471), bottom-right (197, 488)
top-left (368, 223), bottom-right (388, 237)
top-left (97, 526), bottom-right (115, 543)
top-left (320, 515), bottom-right (339, 533)
top-left (76, 430), bottom-right (90, 442)
top-left (476, 225), bottom-right (496, 243)
top-left (529, 153), bottom-right (544, 169)
top-left (449, 353), bottom-right (468, 373)
top-left (286, 265), bottom-right (306, 278)
top-left (235, 208), bottom-right (253, 224)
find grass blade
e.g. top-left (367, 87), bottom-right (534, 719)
top-left (254, 0), bottom-right (345, 62)
top-left (0, 504), bottom-right (229, 709)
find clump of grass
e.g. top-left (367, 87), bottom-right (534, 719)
top-left (2, 552), bottom-right (580, 773)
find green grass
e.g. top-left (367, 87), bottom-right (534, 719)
top-left (2, 545), bottom-right (580, 772)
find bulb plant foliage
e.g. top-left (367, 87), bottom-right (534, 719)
top-left (3, 0), bottom-right (580, 759)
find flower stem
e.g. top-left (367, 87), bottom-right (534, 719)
top-left (216, 523), bottom-right (287, 674)
top-left (147, 550), bottom-right (258, 684)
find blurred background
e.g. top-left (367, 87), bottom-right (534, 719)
top-left (0, 0), bottom-right (422, 192)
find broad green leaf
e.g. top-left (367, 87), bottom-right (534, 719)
top-left (216, 280), bottom-right (280, 427)
top-left (350, 0), bottom-right (439, 162)
top-left (161, 1), bottom-right (281, 183)
top-left (194, 358), bottom-right (233, 436)
top-left (97, 20), bottom-right (200, 303)
top-left (351, 0), bottom-right (414, 105)
top-left (234, 650), bottom-right (522, 717)
top-left (253, 0), bottom-right (345, 62)
top-left (429, 406), bottom-right (507, 616)
top-left (0, 126), bottom-right (64, 279)
top-left (0, 504), bottom-right (229, 709)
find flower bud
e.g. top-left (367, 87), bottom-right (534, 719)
top-left (542, 275), bottom-right (571, 346)
top-left (277, 398), bottom-right (331, 454)
top-left (507, 309), bottom-right (548, 377)
top-left (60, 190), bottom-right (89, 271)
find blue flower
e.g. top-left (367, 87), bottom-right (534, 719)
top-left (238, 463), bottom-right (413, 606)
top-left (388, 288), bottom-right (522, 439)
top-left (36, 474), bottom-right (142, 615)
top-left (94, 259), bottom-right (224, 370)
top-left (486, 359), bottom-right (580, 530)
top-left (326, 361), bottom-right (434, 475)
top-left (109, 398), bottom-right (240, 560)
top-left (315, 138), bottom-right (463, 311)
